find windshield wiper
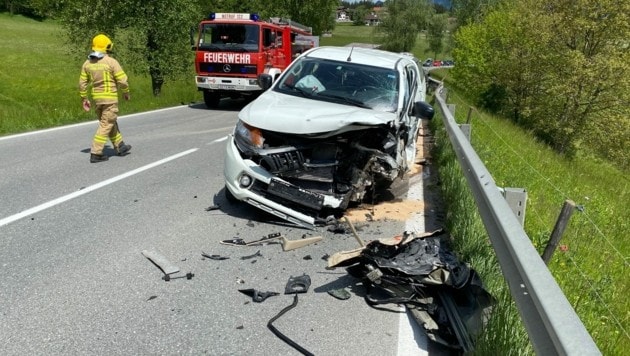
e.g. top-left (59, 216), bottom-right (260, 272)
top-left (317, 92), bottom-right (370, 108)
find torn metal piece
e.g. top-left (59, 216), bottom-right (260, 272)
top-left (239, 288), bottom-right (280, 303)
top-left (267, 294), bottom-right (314, 356)
top-left (328, 288), bottom-right (351, 300)
top-left (201, 252), bottom-right (230, 260)
top-left (141, 250), bottom-right (180, 275)
top-left (205, 205), bottom-right (220, 211)
top-left (285, 274), bottom-right (311, 294)
top-left (241, 250), bottom-right (262, 260)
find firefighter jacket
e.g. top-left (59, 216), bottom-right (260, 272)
top-left (79, 54), bottom-right (129, 105)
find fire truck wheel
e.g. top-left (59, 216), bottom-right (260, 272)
top-left (203, 91), bottom-right (221, 109)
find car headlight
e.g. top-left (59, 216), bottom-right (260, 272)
top-left (234, 120), bottom-right (265, 155)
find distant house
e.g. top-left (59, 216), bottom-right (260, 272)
top-left (364, 6), bottom-right (384, 26)
top-left (364, 13), bottom-right (380, 26)
top-left (336, 6), bottom-right (351, 22)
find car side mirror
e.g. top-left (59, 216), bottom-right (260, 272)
top-left (413, 101), bottom-right (434, 120)
top-left (258, 74), bottom-right (273, 90)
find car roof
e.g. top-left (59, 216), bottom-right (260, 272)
top-left (302, 46), bottom-right (410, 69)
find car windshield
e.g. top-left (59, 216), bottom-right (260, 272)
top-left (197, 23), bottom-right (259, 52)
top-left (275, 57), bottom-right (399, 112)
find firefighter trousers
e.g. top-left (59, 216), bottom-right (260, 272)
top-left (91, 103), bottom-right (124, 155)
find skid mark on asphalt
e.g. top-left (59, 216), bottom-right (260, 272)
top-left (0, 148), bottom-right (198, 228)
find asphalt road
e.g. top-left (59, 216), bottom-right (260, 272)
top-left (0, 101), bottom-right (449, 356)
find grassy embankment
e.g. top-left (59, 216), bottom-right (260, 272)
top-left (430, 70), bottom-right (628, 355)
top-left (2, 15), bottom-right (627, 354)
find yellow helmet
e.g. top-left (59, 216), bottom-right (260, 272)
top-left (92, 34), bottom-right (113, 52)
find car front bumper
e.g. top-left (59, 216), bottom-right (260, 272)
top-left (224, 134), bottom-right (324, 228)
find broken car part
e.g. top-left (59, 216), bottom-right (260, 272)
top-left (141, 250), bottom-right (180, 275)
top-left (285, 274), bottom-right (311, 294)
top-left (221, 233), bottom-right (323, 251)
top-left (328, 288), bottom-right (351, 300)
top-left (240, 250), bottom-right (262, 260)
top-left (267, 294), bottom-right (313, 356)
top-left (330, 230), bottom-right (494, 352)
top-left (239, 288), bottom-right (280, 303)
top-left (344, 216), bottom-right (366, 247)
top-left (201, 252), bottom-right (230, 260)
top-left (162, 272), bottom-right (194, 282)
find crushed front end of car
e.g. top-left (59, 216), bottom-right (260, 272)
top-left (225, 117), bottom-right (407, 228)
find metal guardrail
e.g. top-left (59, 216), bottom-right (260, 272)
top-left (434, 85), bottom-right (601, 355)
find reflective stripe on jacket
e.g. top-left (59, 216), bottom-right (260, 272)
top-left (79, 55), bottom-right (129, 104)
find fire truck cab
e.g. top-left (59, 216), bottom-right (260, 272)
top-left (193, 13), bottom-right (317, 108)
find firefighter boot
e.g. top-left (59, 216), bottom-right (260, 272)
top-left (90, 154), bottom-right (109, 163)
top-left (117, 142), bottom-right (132, 156)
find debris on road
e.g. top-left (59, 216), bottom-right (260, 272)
top-left (240, 250), bottom-right (262, 260)
top-left (141, 250), bottom-right (180, 275)
top-left (327, 229), bottom-right (495, 352)
top-left (201, 252), bottom-right (230, 260)
top-left (221, 233), bottom-right (322, 251)
top-left (327, 288), bottom-right (351, 300)
top-left (284, 274), bottom-right (311, 294)
top-left (267, 275), bottom-right (314, 356)
top-left (239, 288), bottom-right (280, 303)
top-left (162, 272), bottom-right (194, 282)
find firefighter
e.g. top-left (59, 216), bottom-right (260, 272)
top-left (79, 34), bottom-right (132, 163)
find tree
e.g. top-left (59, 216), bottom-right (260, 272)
top-left (376, 0), bottom-right (434, 52)
top-left (426, 14), bottom-right (447, 57)
top-left (452, 0), bottom-right (630, 167)
top-left (352, 5), bottom-right (369, 26)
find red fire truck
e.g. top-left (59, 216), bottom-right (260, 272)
top-left (193, 12), bottom-right (318, 108)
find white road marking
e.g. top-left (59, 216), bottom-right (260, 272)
top-left (397, 164), bottom-right (429, 355)
top-left (0, 148), bottom-right (198, 227)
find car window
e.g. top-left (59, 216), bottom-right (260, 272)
top-left (275, 58), bottom-right (399, 112)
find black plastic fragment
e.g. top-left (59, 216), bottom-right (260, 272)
top-left (239, 288), bottom-right (280, 303)
top-left (201, 252), bottom-right (230, 260)
top-left (285, 274), bottom-right (311, 294)
top-left (241, 250), bottom-right (262, 260)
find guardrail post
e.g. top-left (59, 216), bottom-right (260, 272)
top-left (501, 187), bottom-right (527, 226)
top-left (542, 200), bottom-right (576, 264)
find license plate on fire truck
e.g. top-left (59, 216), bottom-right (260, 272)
top-left (218, 84), bottom-right (235, 90)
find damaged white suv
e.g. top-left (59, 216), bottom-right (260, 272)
top-left (223, 46), bottom-right (434, 228)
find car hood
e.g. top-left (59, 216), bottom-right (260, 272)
top-left (238, 90), bottom-right (397, 135)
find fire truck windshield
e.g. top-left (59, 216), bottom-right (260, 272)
top-left (198, 24), bottom-right (259, 52)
